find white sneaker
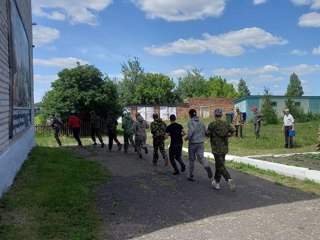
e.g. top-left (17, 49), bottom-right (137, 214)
top-left (228, 179), bottom-right (236, 192)
top-left (212, 179), bottom-right (220, 190)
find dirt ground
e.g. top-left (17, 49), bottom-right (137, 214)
top-left (72, 144), bottom-right (320, 240)
top-left (255, 153), bottom-right (320, 170)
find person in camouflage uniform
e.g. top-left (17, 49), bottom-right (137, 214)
top-left (316, 125), bottom-right (320, 151)
top-left (232, 107), bottom-right (244, 138)
top-left (133, 113), bottom-right (149, 158)
top-left (50, 114), bottom-right (62, 146)
top-left (150, 113), bottom-right (168, 166)
top-left (206, 108), bottom-right (236, 191)
top-left (252, 106), bottom-right (262, 139)
top-left (106, 114), bottom-right (122, 151)
top-left (122, 111), bottom-right (135, 153)
top-left (90, 111), bottom-right (104, 148)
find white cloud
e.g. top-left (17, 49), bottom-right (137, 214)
top-left (170, 65), bottom-right (195, 78)
top-left (32, 0), bottom-right (113, 25)
top-left (33, 57), bottom-right (89, 68)
top-left (253, 0), bottom-right (268, 5)
top-left (214, 64), bottom-right (320, 77)
top-left (289, 49), bottom-right (308, 55)
top-left (312, 46), bottom-right (320, 54)
top-left (133, 0), bottom-right (226, 21)
top-left (291, 0), bottom-right (320, 9)
top-left (32, 25), bottom-right (60, 46)
top-left (298, 12), bottom-right (320, 27)
top-left (145, 27), bottom-right (288, 56)
top-left (34, 74), bottom-right (58, 84)
top-left (254, 74), bottom-right (284, 83)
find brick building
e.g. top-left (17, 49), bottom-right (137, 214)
top-left (127, 98), bottom-right (235, 121)
top-left (0, 0), bottom-right (34, 197)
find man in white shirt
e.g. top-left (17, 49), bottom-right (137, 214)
top-left (282, 108), bottom-right (295, 149)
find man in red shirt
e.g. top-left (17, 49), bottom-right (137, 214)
top-left (68, 112), bottom-right (83, 146)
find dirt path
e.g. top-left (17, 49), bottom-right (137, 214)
top-left (73, 144), bottom-right (320, 240)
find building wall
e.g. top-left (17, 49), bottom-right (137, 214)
top-left (0, 0), bottom-right (34, 198)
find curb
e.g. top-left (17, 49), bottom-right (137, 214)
top-left (182, 147), bottom-right (320, 183)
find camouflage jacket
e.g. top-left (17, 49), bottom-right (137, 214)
top-left (122, 114), bottom-right (134, 135)
top-left (150, 119), bottom-right (167, 138)
top-left (133, 115), bottom-right (149, 139)
top-left (106, 117), bottom-right (118, 132)
top-left (206, 120), bottom-right (235, 155)
top-left (253, 111), bottom-right (262, 124)
top-left (90, 114), bottom-right (100, 128)
top-left (50, 118), bottom-right (62, 132)
top-left (232, 111), bottom-right (243, 126)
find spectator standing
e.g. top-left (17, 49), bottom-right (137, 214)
top-left (252, 106), bottom-right (262, 139)
top-left (165, 114), bottom-right (186, 175)
top-left (206, 108), bottom-right (236, 191)
top-left (150, 113), bottom-right (168, 166)
top-left (282, 108), bottom-right (295, 149)
top-left (232, 107), bottom-right (244, 138)
top-left (68, 112), bottom-right (83, 147)
top-left (184, 109), bottom-right (213, 182)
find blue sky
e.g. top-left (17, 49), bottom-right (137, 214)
top-left (32, 0), bottom-right (320, 103)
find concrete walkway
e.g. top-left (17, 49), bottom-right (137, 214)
top-left (75, 145), bottom-right (320, 240)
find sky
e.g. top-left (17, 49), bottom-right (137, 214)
top-left (32, 0), bottom-right (320, 103)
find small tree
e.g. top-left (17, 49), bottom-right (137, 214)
top-left (207, 76), bottom-right (238, 98)
top-left (237, 78), bottom-right (250, 97)
top-left (261, 88), bottom-right (278, 124)
top-left (285, 73), bottom-right (303, 97)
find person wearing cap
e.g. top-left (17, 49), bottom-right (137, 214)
top-left (68, 111), bottom-right (83, 147)
top-left (232, 107), bottom-right (244, 138)
top-left (206, 108), bottom-right (236, 191)
top-left (132, 112), bottom-right (149, 158)
top-left (165, 114), bottom-right (186, 174)
top-left (184, 109), bottom-right (213, 182)
top-left (150, 112), bottom-right (168, 166)
top-left (252, 106), bottom-right (262, 139)
top-left (282, 108), bottom-right (295, 149)
top-left (90, 111), bottom-right (104, 148)
top-left (122, 111), bottom-right (135, 153)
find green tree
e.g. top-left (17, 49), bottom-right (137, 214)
top-left (237, 78), bottom-right (250, 97)
top-left (41, 64), bottom-right (122, 121)
top-left (135, 73), bottom-right (180, 104)
top-left (285, 73), bottom-right (303, 97)
top-left (176, 68), bottom-right (209, 99)
top-left (207, 76), bottom-right (238, 98)
top-left (261, 88), bottom-right (278, 124)
top-left (118, 57), bottom-right (144, 105)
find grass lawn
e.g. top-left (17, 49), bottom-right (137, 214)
top-left (0, 139), bottom-right (108, 240)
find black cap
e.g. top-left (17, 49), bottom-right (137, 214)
top-left (170, 114), bottom-right (176, 121)
top-left (189, 109), bottom-right (197, 117)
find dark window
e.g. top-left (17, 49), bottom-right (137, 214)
top-left (294, 102), bottom-right (301, 107)
top-left (272, 102), bottom-right (277, 107)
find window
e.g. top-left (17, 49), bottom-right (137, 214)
top-left (272, 102), bottom-right (277, 107)
top-left (201, 107), bottom-right (210, 118)
top-left (294, 102), bottom-right (301, 107)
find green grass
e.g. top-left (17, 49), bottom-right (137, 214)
top-left (0, 144), bottom-right (108, 240)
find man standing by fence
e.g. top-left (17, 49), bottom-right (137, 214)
top-left (90, 111), bottom-right (104, 148)
top-left (68, 111), bottom-right (83, 147)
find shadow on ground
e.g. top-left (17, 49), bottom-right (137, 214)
top-left (70, 144), bottom-right (320, 240)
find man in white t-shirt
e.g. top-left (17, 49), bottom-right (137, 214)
top-left (282, 108), bottom-right (295, 149)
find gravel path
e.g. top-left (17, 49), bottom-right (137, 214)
top-left (73, 144), bottom-right (320, 240)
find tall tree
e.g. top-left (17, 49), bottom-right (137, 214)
top-left (207, 76), bottom-right (238, 98)
top-left (285, 73), bottom-right (304, 97)
top-left (176, 68), bottom-right (209, 99)
top-left (134, 73), bottom-right (180, 104)
top-left (237, 78), bottom-right (250, 97)
top-left (261, 87), bottom-right (278, 124)
top-left (118, 57), bottom-right (145, 105)
top-left (41, 64), bottom-right (122, 121)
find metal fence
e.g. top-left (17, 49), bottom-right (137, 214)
top-left (35, 122), bottom-right (108, 137)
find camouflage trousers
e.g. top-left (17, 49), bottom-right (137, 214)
top-left (153, 136), bottom-right (167, 163)
top-left (213, 153), bottom-right (231, 182)
top-left (135, 135), bottom-right (147, 156)
top-left (124, 133), bottom-right (135, 151)
top-left (254, 122), bottom-right (261, 138)
top-left (53, 129), bottom-right (61, 146)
